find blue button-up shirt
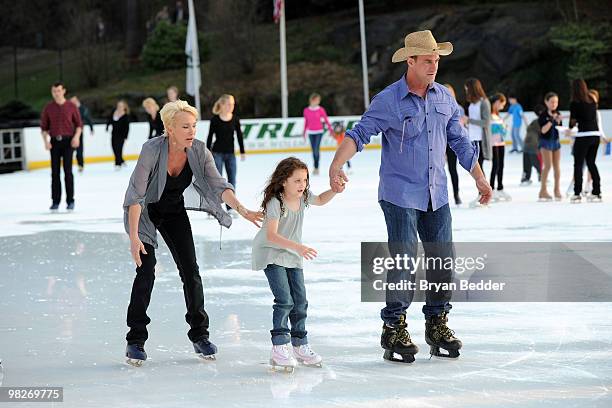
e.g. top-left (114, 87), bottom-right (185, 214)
top-left (346, 75), bottom-right (479, 211)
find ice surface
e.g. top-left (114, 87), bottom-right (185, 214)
top-left (1, 146), bottom-right (611, 407)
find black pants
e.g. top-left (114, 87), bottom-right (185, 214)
top-left (112, 135), bottom-right (125, 166)
top-left (475, 140), bottom-right (484, 170)
top-left (522, 152), bottom-right (541, 181)
top-left (126, 208), bottom-right (210, 345)
top-left (76, 135), bottom-right (84, 168)
top-left (50, 137), bottom-right (75, 205)
top-left (490, 145), bottom-right (505, 190)
top-left (573, 136), bottom-right (601, 196)
top-left (446, 145), bottom-right (459, 198)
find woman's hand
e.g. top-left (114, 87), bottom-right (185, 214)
top-left (297, 244), bottom-right (318, 260)
top-left (130, 237), bottom-right (147, 267)
top-left (237, 205), bottom-right (263, 228)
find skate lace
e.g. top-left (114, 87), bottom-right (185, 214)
top-left (437, 323), bottom-right (455, 339)
top-left (274, 345), bottom-right (290, 357)
top-left (300, 344), bottom-right (315, 356)
top-left (396, 327), bottom-right (412, 344)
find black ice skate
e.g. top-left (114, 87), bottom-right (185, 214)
top-left (125, 344), bottom-right (147, 367)
top-left (193, 337), bottom-right (217, 360)
top-left (425, 312), bottom-right (462, 359)
top-left (381, 315), bottom-right (419, 363)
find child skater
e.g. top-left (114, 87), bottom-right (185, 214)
top-left (332, 122), bottom-right (352, 173)
top-left (489, 93), bottom-right (511, 202)
top-left (252, 157), bottom-right (338, 372)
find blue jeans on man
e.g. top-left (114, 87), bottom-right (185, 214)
top-left (379, 200), bottom-right (454, 325)
top-left (264, 264), bottom-right (309, 346)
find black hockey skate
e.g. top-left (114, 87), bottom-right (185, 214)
top-left (425, 312), bottom-right (462, 359)
top-left (193, 337), bottom-right (217, 360)
top-left (125, 343), bottom-right (147, 367)
top-left (381, 315), bottom-right (419, 363)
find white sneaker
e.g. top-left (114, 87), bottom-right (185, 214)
top-left (270, 345), bottom-right (297, 372)
top-left (293, 344), bottom-right (322, 366)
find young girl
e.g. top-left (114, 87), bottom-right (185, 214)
top-left (252, 157), bottom-right (337, 371)
top-left (303, 93), bottom-right (333, 175)
top-left (489, 93), bottom-right (510, 202)
top-left (332, 122), bottom-right (352, 173)
top-left (538, 92), bottom-right (563, 201)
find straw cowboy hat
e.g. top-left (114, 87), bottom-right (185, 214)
top-left (391, 30), bottom-right (453, 63)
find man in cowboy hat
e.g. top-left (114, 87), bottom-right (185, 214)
top-left (329, 30), bottom-right (492, 363)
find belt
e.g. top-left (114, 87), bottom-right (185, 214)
top-left (52, 135), bottom-right (72, 140)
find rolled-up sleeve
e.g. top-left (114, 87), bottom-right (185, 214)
top-left (345, 93), bottom-right (391, 152)
top-left (202, 147), bottom-right (234, 199)
top-left (447, 101), bottom-right (479, 172)
top-left (123, 143), bottom-right (154, 210)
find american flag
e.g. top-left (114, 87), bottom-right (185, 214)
top-left (273, 0), bottom-right (283, 24)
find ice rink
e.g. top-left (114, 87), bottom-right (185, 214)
top-left (1, 145), bottom-right (611, 407)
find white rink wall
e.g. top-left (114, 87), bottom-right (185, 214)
top-left (20, 110), bottom-right (612, 169)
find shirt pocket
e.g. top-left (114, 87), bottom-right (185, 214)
top-left (396, 108), bottom-right (421, 153)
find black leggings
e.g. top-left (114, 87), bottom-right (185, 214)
top-left (112, 135), bottom-right (125, 166)
top-left (573, 136), bottom-right (601, 196)
top-left (446, 145), bottom-right (459, 198)
top-left (126, 208), bottom-right (209, 345)
top-left (490, 145), bottom-right (505, 190)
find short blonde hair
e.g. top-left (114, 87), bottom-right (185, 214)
top-left (160, 100), bottom-right (199, 132)
top-left (212, 94), bottom-right (234, 115)
top-left (142, 97), bottom-right (159, 111)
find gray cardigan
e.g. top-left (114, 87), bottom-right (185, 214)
top-left (123, 136), bottom-right (234, 248)
top-left (467, 97), bottom-right (493, 161)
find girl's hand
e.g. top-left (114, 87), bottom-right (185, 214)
top-left (240, 154), bottom-right (246, 161)
top-left (130, 238), bottom-right (147, 267)
top-left (297, 244), bottom-right (318, 260)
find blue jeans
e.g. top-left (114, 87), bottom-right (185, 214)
top-left (511, 125), bottom-right (523, 151)
top-left (264, 264), bottom-right (308, 346)
top-left (213, 152), bottom-right (236, 209)
top-left (308, 132), bottom-right (323, 169)
top-left (379, 200), bottom-right (454, 324)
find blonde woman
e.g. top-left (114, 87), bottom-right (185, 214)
top-left (123, 100), bottom-right (262, 366)
top-left (106, 100), bottom-right (130, 168)
top-left (206, 94), bottom-right (245, 214)
top-left (142, 98), bottom-right (164, 139)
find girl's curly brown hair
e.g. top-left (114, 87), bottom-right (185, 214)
top-left (261, 157), bottom-right (310, 218)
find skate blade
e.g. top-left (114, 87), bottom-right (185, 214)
top-left (538, 198), bottom-right (553, 202)
top-left (428, 346), bottom-right (460, 360)
top-left (383, 350), bottom-right (415, 364)
top-left (197, 353), bottom-right (216, 361)
top-left (297, 359), bottom-right (323, 368)
top-left (126, 358), bottom-right (144, 367)
top-left (269, 359), bottom-right (296, 373)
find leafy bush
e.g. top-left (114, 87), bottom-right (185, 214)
top-left (141, 21), bottom-right (209, 71)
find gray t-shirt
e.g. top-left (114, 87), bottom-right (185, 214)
top-left (252, 192), bottom-right (318, 270)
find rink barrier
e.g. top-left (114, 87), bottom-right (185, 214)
top-left (20, 111), bottom-right (612, 170)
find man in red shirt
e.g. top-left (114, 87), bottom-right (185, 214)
top-left (41, 82), bottom-right (83, 211)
